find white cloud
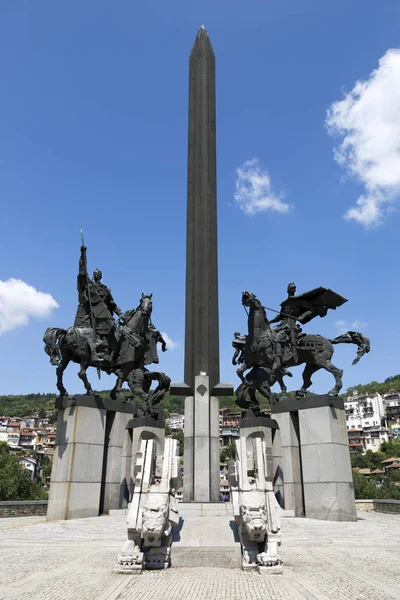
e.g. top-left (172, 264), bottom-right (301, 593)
top-left (0, 279), bottom-right (59, 334)
top-left (334, 319), bottom-right (368, 334)
top-left (161, 331), bottom-right (180, 350)
top-left (326, 49), bottom-right (400, 227)
top-left (234, 158), bottom-right (290, 215)
top-left (333, 320), bottom-right (347, 334)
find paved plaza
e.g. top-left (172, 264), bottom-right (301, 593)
top-left (0, 510), bottom-right (399, 600)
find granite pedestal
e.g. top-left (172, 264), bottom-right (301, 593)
top-left (47, 395), bottom-right (137, 521)
top-left (272, 395), bottom-right (356, 521)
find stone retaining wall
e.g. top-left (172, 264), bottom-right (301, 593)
top-left (356, 499), bottom-right (400, 513)
top-left (0, 500), bottom-right (48, 517)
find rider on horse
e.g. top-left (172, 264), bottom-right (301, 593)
top-left (74, 245), bottom-right (123, 365)
top-left (269, 282), bottom-right (327, 373)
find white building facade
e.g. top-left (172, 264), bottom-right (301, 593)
top-left (345, 391), bottom-right (390, 452)
top-left (166, 414), bottom-right (185, 431)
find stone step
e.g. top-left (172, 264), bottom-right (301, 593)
top-left (108, 508), bottom-right (127, 516)
top-left (171, 510), bottom-right (241, 568)
top-left (172, 546), bottom-right (241, 569)
top-left (178, 502), bottom-right (233, 517)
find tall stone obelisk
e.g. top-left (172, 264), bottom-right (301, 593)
top-left (171, 27), bottom-right (232, 502)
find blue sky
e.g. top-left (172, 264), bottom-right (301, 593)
top-left (1, 0), bottom-right (400, 397)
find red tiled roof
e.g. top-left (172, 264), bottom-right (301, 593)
top-left (382, 457), bottom-right (399, 463)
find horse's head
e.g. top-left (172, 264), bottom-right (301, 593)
top-left (242, 290), bottom-right (259, 308)
top-left (138, 292), bottom-right (153, 317)
top-left (122, 293), bottom-right (153, 332)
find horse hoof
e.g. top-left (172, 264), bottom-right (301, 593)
top-left (295, 390), bottom-right (306, 398)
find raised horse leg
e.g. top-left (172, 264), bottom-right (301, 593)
top-left (236, 361), bottom-right (250, 383)
top-left (78, 361), bottom-right (94, 395)
top-left (314, 353), bottom-right (343, 397)
top-left (296, 363), bottom-right (320, 396)
top-left (274, 368), bottom-right (287, 394)
top-left (56, 352), bottom-right (70, 396)
top-left (110, 369), bottom-right (125, 400)
top-left (127, 368), bottom-right (149, 414)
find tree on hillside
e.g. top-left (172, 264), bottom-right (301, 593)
top-left (352, 470), bottom-right (379, 499)
top-left (380, 440), bottom-right (400, 458)
top-left (351, 453), bottom-right (369, 469)
top-left (364, 450), bottom-right (386, 469)
top-left (220, 445), bottom-right (236, 464)
top-left (0, 442), bottom-right (48, 501)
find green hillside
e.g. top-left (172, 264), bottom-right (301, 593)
top-left (1, 373), bottom-right (399, 418)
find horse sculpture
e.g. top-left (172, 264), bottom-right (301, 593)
top-left (43, 293), bottom-right (170, 415)
top-left (236, 291), bottom-right (370, 408)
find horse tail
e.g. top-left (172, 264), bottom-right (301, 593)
top-left (43, 327), bottom-right (67, 366)
top-left (330, 331), bottom-right (371, 365)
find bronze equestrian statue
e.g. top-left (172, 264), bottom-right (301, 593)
top-left (43, 242), bottom-right (171, 415)
top-left (233, 285), bottom-right (370, 411)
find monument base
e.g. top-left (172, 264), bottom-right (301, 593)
top-left (272, 394), bottom-right (356, 522)
top-left (116, 419), bottom-right (180, 572)
top-left (230, 411), bottom-right (283, 572)
top-left (171, 502), bottom-right (241, 568)
top-left (47, 395), bottom-right (137, 521)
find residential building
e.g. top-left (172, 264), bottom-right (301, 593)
top-left (219, 408), bottom-right (240, 447)
top-left (45, 432), bottom-right (56, 454)
top-left (6, 421), bottom-right (21, 431)
top-left (7, 432), bottom-right (20, 447)
top-left (18, 456), bottom-right (37, 479)
top-left (19, 429), bottom-right (37, 450)
top-left (383, 391), bottom-right (400, 438)
top-left (382, 457), bottom-right (400, 473)
top-left (389, 422), bottom-right (400, 439)
top-left (166, 414), bottom-right (184, 431)
top-left (345, 391), bottom-right (390, 452)
top-left (34, 429), bottom-right (48, 451)
top-left (347, 429), bottom-right (365, 454)
top-left (220, 479), bottom-right (230, 500)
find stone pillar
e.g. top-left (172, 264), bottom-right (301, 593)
top-left (47, 395), bottom-right (137, 521)
top-left (121, 426), bottom-right (133, 507)
top-left (183, 374), bottom-right (220, 502)
top-left (271, 426), bottom-right (284, 508)
top-left (272, 395), bottom-right (356, 522)
top-left (127, 411), bottom-right (166, 504)
top-left (47, 402), bottom-right (106, 521)
top-left (298, 399), bottom-right (356, 521)
top-left (101, 412), bottom-right (133, 514)
top-left (272, 410), bottom-right (304, 516)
